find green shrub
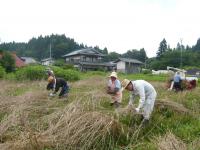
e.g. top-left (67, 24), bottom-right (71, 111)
top-left (0, 51), bottom-right (15, 72)
top-left (54, 60), bottom-right (74, 70)
top-left (0, 65), bottom-right (6, 78)
top-left (15, 65), bottom-right (46, 80)
top-left (4, 73), bottom-right (16, 80)
top-left (14, 65), bottom-right (80, 81)
top-left (141, 69), bottom-right (152, 74)
top-left (52, 66), bottom-right (80, 81)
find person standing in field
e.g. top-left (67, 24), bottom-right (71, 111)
top-left (121, 79), bottom-right (157, 124)
top-left (106, 72), bottom-right (122, 108)
top-left (173, 72), bottom-right (182, 92)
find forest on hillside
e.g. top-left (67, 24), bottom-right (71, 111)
top-left (1, 34), bottom-right (200, 69)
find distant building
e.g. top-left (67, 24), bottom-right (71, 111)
top-left (41, 58), bottom-right (54, 66)
top-left (62, 48), bottom-right (115, 71)
top-left (21, 57), bottom-right (37, 64)
top-left (114, 58), bottom-right (143, 74)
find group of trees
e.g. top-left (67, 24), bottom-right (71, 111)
top-left (94, 46), bottom-right (147, 62)
top-left (0, 34), bottom-right (147, 63)
top-left (0, 34), bottom-right (85, 60)
top-left (150, 38), bottom-right (200, 70)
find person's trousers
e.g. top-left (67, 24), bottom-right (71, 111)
top-left (59, 85), bottom-right (69, 97)
top-left (142, 91), bottom-right (157, 120)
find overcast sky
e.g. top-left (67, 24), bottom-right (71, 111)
top-left (0, 0), bottom-right (200, 57)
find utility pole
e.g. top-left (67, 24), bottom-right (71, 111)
top-left (50, 42), bottom-right (52, 59)
top-left (180, 38), bottom-right (183, 68)
top-left (49, 42), bottom-right (52, 66)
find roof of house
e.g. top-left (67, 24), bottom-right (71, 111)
top-left (0, 52), bottom-right (26, 67)
top-left (62, 48), bottom-right (105, 57)
top-left (21, 57), bottom-right (37, 64)
top-left (114, 58), bottom-right (143, 64)
top-left (79, 61), bottom-right (116, 67)
top-left (11, 53), bottom-right (26, 67)
top-left (41, 58), bottom-right (54, 62)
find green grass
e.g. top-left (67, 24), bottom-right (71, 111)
top-left (119, 73), bottom-right (168, 82)
top-left (0, 112), bottom-right (8, 122)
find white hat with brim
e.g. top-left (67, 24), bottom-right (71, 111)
top-left (121, 79), bottom-right (131, 89)
top-left (109, 72), bottom-right (118, 78)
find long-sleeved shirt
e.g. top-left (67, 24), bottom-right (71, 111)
top-left (174, 74), bottom-right (181, 83)
top-left (54, 78), bottom-right (68, 93)
top-left (47, 78), bottom-right (68, 93)
top-left (129, 80), bottom-right (157, 109)
top-left (107, 79), bottom-right (121, 93)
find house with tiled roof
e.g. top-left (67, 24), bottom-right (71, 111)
top-left (62, 48), bottom-right (115, 71)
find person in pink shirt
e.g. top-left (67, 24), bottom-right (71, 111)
top-left (106, 72), bottom-right (122, 108)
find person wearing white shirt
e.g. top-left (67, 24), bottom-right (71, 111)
top-left (121, 79), bottom-right (157, 123)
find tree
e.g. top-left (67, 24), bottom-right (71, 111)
top-left (102, 47), bottom-right (108, 54)
top-left (193, 38), bottom-right (200, 51)
top-left (0, 51), bottom-right (15, 72)
top-left (176, 42), bottom-right (185, 51)
top-left (108, 52), bottom-right (121, 61)
top-left (121, 48), bottom-right (147, 62)
top-left (139, 48), bottom-right (147, 62)
top-left (157, 38), bottom-right (167, 58)
top-left (176, 42), bottom-right (181, 50)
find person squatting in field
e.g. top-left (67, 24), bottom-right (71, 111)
top-left (106, 71), bottom-right (123, 108)
top-left (47, 76), bottom-right (69, 98)
top-left (121, 79), bottom-right (157, 125)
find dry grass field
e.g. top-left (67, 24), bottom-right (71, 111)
top-left (0, 75), bottom-right (199, 150)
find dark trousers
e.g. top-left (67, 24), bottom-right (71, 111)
top-left (174, 82), bottom-right (181, 91)
top-left (59, 85), bottom-right (69, 96)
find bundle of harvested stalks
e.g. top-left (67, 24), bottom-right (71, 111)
top-left (8, 101), bottom-right (124, 150)
top-left (154, 132), bottom-right (187, 150)
top-left (116, 105), bottom-right (142, 116)
top-left (155, 99), bottom-right (189, 113)
top-left (43, 102), bottom-right (123, 149)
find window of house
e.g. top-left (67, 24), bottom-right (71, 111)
top-left (83, 56), bottom-right (86, 61)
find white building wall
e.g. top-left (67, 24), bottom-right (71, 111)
top-left (117, 61), bottom-right (125, 73)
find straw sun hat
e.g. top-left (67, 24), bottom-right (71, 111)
top-left (48, 76), bottom-right (54, 83)
top-left (121, 79), bottom-right (131, 89)
top-left (109, 72), bottom-right (118, 78)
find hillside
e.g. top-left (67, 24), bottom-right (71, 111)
top-left (0, 74), bottom-right (200, 150)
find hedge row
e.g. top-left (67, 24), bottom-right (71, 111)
top-left (0, 65), bottom-right (6, 78)
top-left (13, 65), bottom-right (80, 81)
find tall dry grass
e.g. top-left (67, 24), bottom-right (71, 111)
top-left (0, 77), bottom-right (199, 150)
top-left (0, 79), bottom-right (126, 150)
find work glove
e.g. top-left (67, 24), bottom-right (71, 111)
top-left (135, 107), bottom-right (140, 113)
top-left (49, 93), bottom-right (56, 97)
top-left (128, 101), bottom-right (133, 106)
